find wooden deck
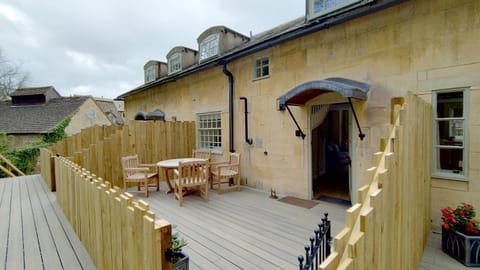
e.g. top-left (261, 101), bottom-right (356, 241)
top-left (136, 183), bottom-right (349, 270)
top-left (0, 175), bottom-right (94, 270)
top-left (1, 174), bottom-right (458, 270)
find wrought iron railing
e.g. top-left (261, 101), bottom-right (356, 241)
top-left (298, 213), bottom-right (332, 270)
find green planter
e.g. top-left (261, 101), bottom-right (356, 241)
top-left (442, 227), bottom-right (480, 267)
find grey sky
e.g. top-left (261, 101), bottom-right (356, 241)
top-left (0, 1), bottom-right (304, 99)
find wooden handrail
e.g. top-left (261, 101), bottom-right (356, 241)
top-left (0, 153), bottom-right (25, 177)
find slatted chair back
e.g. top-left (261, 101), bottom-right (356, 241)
top-left (210, 152), bottom-right (241, 194)
top-left (192, 149), bottom-right (212, 161)
top-left (121, 154), bottom-right (159, 197)
top-left (174, 160), bottom-right (209, 206)
top-left (121, 155), bottom-right (139, 177)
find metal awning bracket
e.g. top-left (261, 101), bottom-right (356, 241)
top-left (285, 104), bottom-right (306, 139)
top-left (348, 97), bottom-right (365, 140)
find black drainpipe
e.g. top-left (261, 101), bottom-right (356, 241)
top-left (222, 62), bottom-right (235, 153)
top-left (239, 97), bottom-right (253, 145)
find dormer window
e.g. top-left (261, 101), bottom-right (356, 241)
top-left (168, 53), bottom-right (182, 74)
top-left (199, 33), bottom-right (220, 62)
top-left (307, 0), bottom-right (373, 21)
top-left (145, 65), bottom-right (156, 83)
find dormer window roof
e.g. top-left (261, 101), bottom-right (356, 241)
top-left (166, 46), bottom-right (198, 75)
top-left (199, 33), bottom-right (220, 62)
top-left (197, 26), bottom-right (249, 64)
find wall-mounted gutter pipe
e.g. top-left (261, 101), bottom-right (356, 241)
top-left (239, 97), bottom-right (253, 145)
top-left (222, 63), bottom-right (235, 153)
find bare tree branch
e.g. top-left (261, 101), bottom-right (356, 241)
top-left (0, 49), bottom-right (30, 101)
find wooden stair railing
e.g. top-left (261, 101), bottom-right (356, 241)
top-left (0, 153), bottom-right (25, 177)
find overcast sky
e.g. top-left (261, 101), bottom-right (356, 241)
top-left (0, 0), bottom-right (304, 99)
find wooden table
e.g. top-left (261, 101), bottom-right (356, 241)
top-left (157, 158), bottom-right (208, 193)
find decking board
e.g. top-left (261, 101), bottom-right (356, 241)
top-left (0, 175), bottom-right (95, 270)
top-left (140, 183), bottom-right (348, 270)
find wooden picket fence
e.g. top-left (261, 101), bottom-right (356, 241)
top-left (44, 120), bottom-right (195, 190)
top-left (320, 93), bottom-right (432, 269)
top-left (52, 154), bottom-right (172, 270)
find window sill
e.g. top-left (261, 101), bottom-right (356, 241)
top-left (252, 75), bottom-right (270, 82)
top-left (432, 171), bottom-right (468, 181)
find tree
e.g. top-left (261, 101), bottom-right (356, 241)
top-left (0, 49), bottom-right (29, 101)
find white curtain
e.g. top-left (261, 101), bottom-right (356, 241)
top-left (311, 104), bottom-right (330, 130)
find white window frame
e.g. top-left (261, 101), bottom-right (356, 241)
top-left (168, 53), bottom-right (182, 74)
top-left (199, 34), bottom-right (220, 62)
top-left (197, 112), bottom-right (222, 154)
top-left (145, 65), bottom-right (156, 83)
top-left (253, 55), bottom-right (270, 80)
top-left (432, 89), bottom-right (469, 180)
top-left (307, 0), bottom-right (373, 21)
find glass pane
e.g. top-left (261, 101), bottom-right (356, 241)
top-left (437, 91), bottom-right (463, 118)
top-left (437, 148), bottom-right (463, 173)
top-left (262, 66), bottom-right (269, 76)
top-left (437, 120), bottom-right (463, 146)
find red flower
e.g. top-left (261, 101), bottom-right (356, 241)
top-left (441, 203), bottom-right (480, 236)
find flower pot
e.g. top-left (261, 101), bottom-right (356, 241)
top-left (442, 227), bottom-right (480, 267)
top-left (173, 251), bottom-right (189, 270)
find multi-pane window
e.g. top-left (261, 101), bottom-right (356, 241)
top-left (433, 90), bottom-right (469, 179)
top-left (197, 112), bottom-right (222, 153)
top-left (168, 53), bottom-right (181, 74)
top-left (145, 65), bottom-right (156, 83)
top-left (199, 34), bottom-right (219, 62)
top-left (253, 55), bottom-right (269, 80)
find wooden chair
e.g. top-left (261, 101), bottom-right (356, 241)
top-left (210, 153), bottom-right (241, 194)
top-left (174, 160), bottom-right (209, 206)
top-left (121, 154), bottom-right (159, 197)
top-left (192, 149), bottom-right (211, 161)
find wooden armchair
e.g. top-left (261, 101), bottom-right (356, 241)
top-left (192, 149), bottom-right (212, 161)
top-left (121, 154), bottom-right (159, 197)
top-left (210, 153), bottom-right (241, 194)
top-left (174, 160), bottom-right (209, 206)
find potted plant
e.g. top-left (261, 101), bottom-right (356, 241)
top-left (169, 230), bottom-right (189, 270)
top-left (441, 203), bottom-right (480, 266)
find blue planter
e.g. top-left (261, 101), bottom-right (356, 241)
top-left (173, 251), bottom-right (189, 270)
top-left (442, 227), bottom-right (480, 267)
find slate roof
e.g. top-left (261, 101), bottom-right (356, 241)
top-left (10, 86), bottom-right (61, 97)
top-left (118, 0), bottom-right (402, 99)
top-left (0, 96), bottom-right (89, 134)
top-left (94, 99), bottom-right (124, 125)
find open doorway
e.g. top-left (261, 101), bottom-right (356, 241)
top-left (311, 104), bottom-right (351, 205)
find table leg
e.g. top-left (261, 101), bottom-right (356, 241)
top-left (163, 168), bottom-right (174, 193)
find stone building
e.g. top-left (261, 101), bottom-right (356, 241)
top-left (118, 0), bottom-right (480, 229)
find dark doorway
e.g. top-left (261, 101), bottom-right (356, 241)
top-left (312, 104), bottom-right (351, 204)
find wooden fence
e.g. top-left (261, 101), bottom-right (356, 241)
top-left (46, 120), bottom-right (195, 190)
top-left (320, 93), bottom-right (432, 269)
top-left (0, 153), bottom-right (25, 177)
top-left (53, 155), bottom-right (172, 270)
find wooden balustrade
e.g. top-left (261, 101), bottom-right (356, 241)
top-left (320, 93), bottom-right (432, 270)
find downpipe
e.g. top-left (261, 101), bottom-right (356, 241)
top-left (222, 63), bottom-right (235, 152)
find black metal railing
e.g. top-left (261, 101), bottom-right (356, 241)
top-left (298, 213), bottom-right (332, 270)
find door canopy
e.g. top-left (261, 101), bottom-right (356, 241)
top-left (277, 77), bottom-right (370, 110)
